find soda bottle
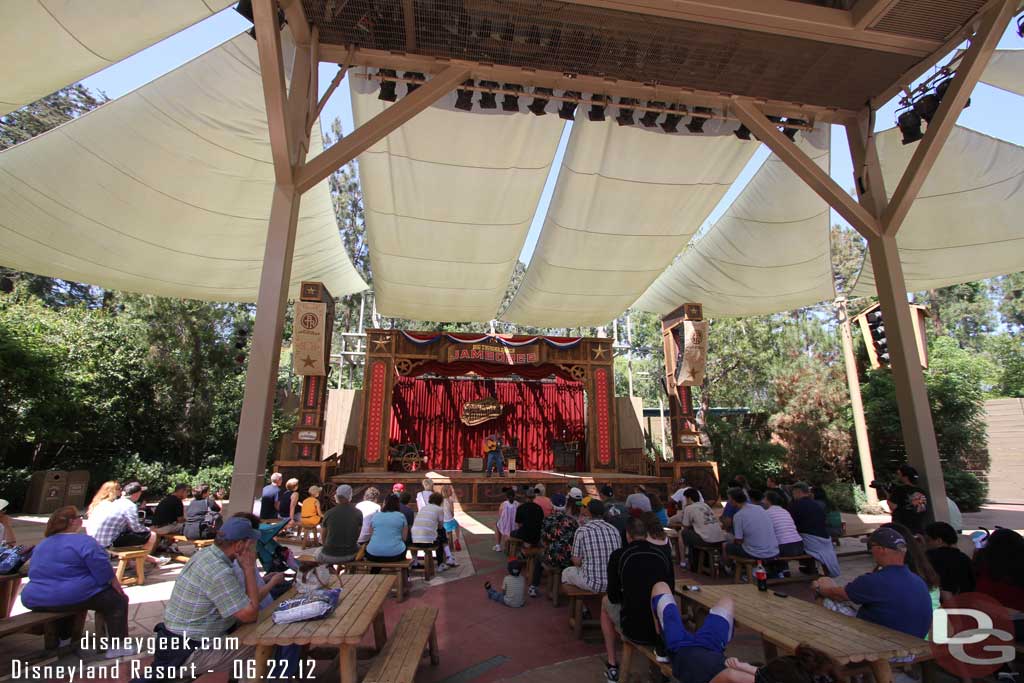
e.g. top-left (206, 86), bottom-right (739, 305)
top-left (754, 561), bottom-right (768, 592)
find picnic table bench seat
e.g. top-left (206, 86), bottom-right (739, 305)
top-left (363, 606), bottom-right (439, 683)
top-left (561, 584), bottom-right (604, 640)
top-left (335, 559), bottom-right (413, 601)
top-left (731, 555), bottom-right (823, 584)
top-left (109, 546), bottom-right (150, 587)
top-left (0, 609), bottom-right (84, 649)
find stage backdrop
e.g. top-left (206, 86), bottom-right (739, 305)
top-left (389, 376), bottom-right (585, 470)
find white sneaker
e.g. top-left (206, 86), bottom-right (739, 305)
top-left (105, 645), bottom-right (138, 659)
top-left (492, 544), bottom-right (503, 552)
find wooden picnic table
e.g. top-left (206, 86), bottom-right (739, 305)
top-left (236, 574), bottom-right (395, 683)
top-left (673, 582), bottom-right (933, 683)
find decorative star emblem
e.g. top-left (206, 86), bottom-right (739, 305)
top-left (302, 355), bottom-right (317, 368)
top-left (372, 336), bottom-right (391, 351)
top-left (592, 344), bottom-right (607, 359)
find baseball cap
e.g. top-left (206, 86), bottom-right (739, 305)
top-left (219, 517), bottom-right (261, 542)
top-left (868, 527), bottom-right (907, 551)
top-left (336, 484), bottom-right (353, 500)
top-left (568, 487), bottom-right (584, 501)
top-left (392, 483), bottom-right (405, 492)
top-left (123, 482), bottom-right (146, 496)
top-left (551, 493), bottom-right (567, 510)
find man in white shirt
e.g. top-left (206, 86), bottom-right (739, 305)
top-left (355, 487), bottom-right (382, 544)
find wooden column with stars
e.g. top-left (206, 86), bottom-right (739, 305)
top-left (290, 281), bottom-right (335, 461)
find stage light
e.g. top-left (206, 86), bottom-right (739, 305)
top-left (616, 98), bottom-right (637, 126)
top-left (502, 84), bottom-right (522, 112)
top-left (686, 107), bottom-right (711, 134)
top-left (734, 124), bottom-right (752, 141)
top-left (913, 93), bottom-right (940, 123)
top-left (405, 72), bottom-right (425, 94)
top-left (640, 102), bottom-right (664, 128)
top-left (587, 95), bottom-right (606, 122)
top-left (661, 109), bottom-right (683, 134)
top-left (897, 108), bottom-right (923, 145)
top-left (528, 88), bottom-right (553, 115)
top-left (479, 81), bottom-right (499, 109)
top-left (455, 80), bottom-right (475, 111)
top-left (559, 91), bottom-right (581, 121)
top-left (378, 69), bottom-right (398, 102)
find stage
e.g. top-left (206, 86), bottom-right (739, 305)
top-left (329, 469), bottom-right (674, 511)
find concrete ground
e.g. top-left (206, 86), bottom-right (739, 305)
top-left (1, 504), bottom-right (1020, 683)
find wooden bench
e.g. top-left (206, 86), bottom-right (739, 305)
top-left (336, 559), bottom-right (414, 601)
top-left (731, 555), bottom-right (823, 584)
top-left (110, 546), bottom-right (150, 587)
top-left (363, 606), bottom-right (439, 683)
top-left (0, 609), bottom-right (84, 649)
top-left (562, 584), bottom-right (604, 640)
top-left (408, 544), bottom-right (439, 581)
top-left (620, 636), bottom-right (673, 683)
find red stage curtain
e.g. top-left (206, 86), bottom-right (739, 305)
top-left (389, 375), bottom-right (585, 470)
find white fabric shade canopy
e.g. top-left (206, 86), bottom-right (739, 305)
top-left (635, 126), bottom-right (834, 317)
top-left (852, 125), bottom-right (1024, 297)
top-left (501, 119), bottom-right (756, 326)
top-left (0, 0), bottom-right (233, 116)
top-left (981, 50), bottom-right (1024, 97)
top-left (0, 32), bottom-right (366, 302)
top-left (350, 74), bottom-right (565, 322)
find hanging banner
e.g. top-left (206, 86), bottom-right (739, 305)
top-left (446, 343), bottom-right (540, 365)
top-left (678, 320), bottom-right (709, 386)
top-left (292, 301), bottom-right (328, 376)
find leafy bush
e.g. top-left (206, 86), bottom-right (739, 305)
top-left (943, 469), bottom-right (988, 512)
top-left (823, 481), bottom-right (869, 513)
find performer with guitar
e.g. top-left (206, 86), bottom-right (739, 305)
top-left (483, 433), bottom-right (505, 478)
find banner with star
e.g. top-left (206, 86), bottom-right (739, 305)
top-left (292, 301), bottom-right (328, 376)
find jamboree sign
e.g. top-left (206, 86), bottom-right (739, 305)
top-left (447, 343), bottom-right (540, 365)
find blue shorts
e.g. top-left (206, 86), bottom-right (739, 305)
top-left (443, 520), bottom-right (458, 533)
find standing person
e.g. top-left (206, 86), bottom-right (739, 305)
top-left (601, 516), bottom-right (675, 683)
top-left (678, 488), bottom-right (727, 569)
top-left (365, 494), bottom-right (408, 570)
top-left (152, 484), bottom-right (189, 537)
top-left (184, 485), bottom-right (222, 541)
top-left (493, 488), bottom-right (518, 553)
top-left (722, 489), bottom-right (778, 570)
top-left (88, 482), bottom-right (168, 567)
top-left (533, 483), bottom-right (554, 516)
top-left (787, 482), bottom-right (840, 577)
top-left (536, 494), bottom-right (580, 595)
top-left (510, 488), bottom-right (545, 597)
top-left (761, 490), bottom-right (803, 565)
top-left (885, 464), bottom-right (929, 535)
top-left (440, 484), bottom-right (460, 566)
top-left (278, 478), bottom-right (300, 525)
top-left (562, 499), bottom-right (621, 593)
top-left (317, 485), bottom-right (362, 565)
top-left (484, 560), bottom-right (526, 608)
top-left (411, 491), bottom-right (448, 572)
top-left (21, 506), bottom-right (133, 658)
top-left (415, 478), bottom-right (434, 510)
top-left (356, 487), bottom-right (382, 544)
top-left (299, 485), bottom-right (323, 527)
top-left (924, 521), bottom-right (975, 599)
top-left (260, 473), bottom-right (283, 521)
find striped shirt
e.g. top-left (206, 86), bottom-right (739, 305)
top-left (88, 497), bottom-right (147, 548)
top-left (571, 519), bottom-right (621, 592)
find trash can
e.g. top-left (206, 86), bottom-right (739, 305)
top-left (23, 470), bottom-right (67, 514)
top-left (64, 470), bottom-right (91, 509)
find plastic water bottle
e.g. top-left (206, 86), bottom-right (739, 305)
top-left (754, 561), bottom-right (768, 592)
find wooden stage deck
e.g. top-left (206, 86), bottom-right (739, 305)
top-left (329, 470), bottom-right (672, 511)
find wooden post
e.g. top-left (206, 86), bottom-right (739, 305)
top-left (836, 298), bottom-right (879, 507)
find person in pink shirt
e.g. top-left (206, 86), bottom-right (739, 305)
top-left (533, 483), bottom-right (554, 517)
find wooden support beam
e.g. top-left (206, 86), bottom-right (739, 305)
top-left (881, 0), bottom-right (1016, 236)
top-left (731, 97), bottom-right (882, 239)
top-left (253, 0), bottom-right (294, 185)
top-left (295, 65), bottom-right (469, 194)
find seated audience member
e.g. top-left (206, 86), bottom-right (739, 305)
top-left (0, 498), bottom-right (15, 544)
top-left (511, 488), bottom-right (545, 596)
top-left (356, 487), bottom-right (382, 544)
top-left (646, 492), bottom-right (670, 527)
top-left (156, 517), bottom-right (262, 676)
top-left (22, 506), bottom-right (133, 658)
top-left (90, 481), bottom-right (168, 567)
top-left (318, 485), bottom-right (363, 565)
top-left (398, 492), bottom-right (415, 544)
top-left (602, 516), bottom-right (675, 682)
top-left (562, 499), bottom-right (621, 593)
top-left (723, 488), bottom-right (778, 566)
top-left (601, 485), bottom-right (630, 543)
top-left (299, 485), bottom-right (323, 527)
top-left (679, 488), bottom-right (727, 569)
top-left (717, 645), bottom-right (838, 683)
top-left (761, 490), bottom-right (803, 572)
top-left (277, 478), bottom-right (299, 524)
top-left (884, 521), bottom-right (941, 610)
top-left (533, 483), bottom-right (554, 516)
top-left (787, 482), bottom-right (840, 577)
top-left (230, 513), bottom-right (287, 608)
top-left (152, 484), bottom-right (189, 537)
top-left (812, 527), bottom-right (932, 638)
top-left (260, 472), bottom-right (283, 521)
top-left (973, 528), bottom-right (1024, 640)
top-left (365, 493), bottom-right (408, 566)
top-left (625, 486), bottom-right (652, 514)
top-left (484, 560), bottom-right (526, 608)
top-left (410, 491), bottom-right (448, 571)
top-left (184, 484), bottom-right (222, 541)
top-left (650, 581), bottom-right (738, 683)
top-left (640, 512), bottom-right (673, 567)
top-left (539, 494), bottom-right (580, 591)
top-left (924, 521), bottom-right (975, 598)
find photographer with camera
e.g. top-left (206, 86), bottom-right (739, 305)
top-left (873, 465), bottom-right (928, 535)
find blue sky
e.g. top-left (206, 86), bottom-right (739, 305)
top-left (80, 10), bottom-right (1023, 266)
